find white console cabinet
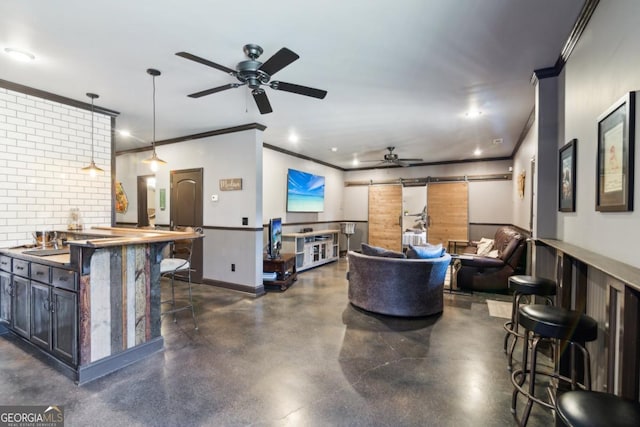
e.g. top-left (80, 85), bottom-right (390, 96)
top-left (282, 230), bottom-right (339, 272)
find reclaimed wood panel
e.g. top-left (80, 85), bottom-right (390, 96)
top-left (149, 243), bottom-right (162, 339)
top-left (79, 274), bottom-right (91, 364)
top-left (126, 246), bottom-right (136, 349)
top-left (427, 182), bottom-right (468, 246)
top-left (110, 248), bottom-right (124, 354)
top-left (89, 250), bottom-right (111, 362)
top-left (134, 245), bottom-right (147, 345)
top-left (368, 185), bottom-right (402, 252)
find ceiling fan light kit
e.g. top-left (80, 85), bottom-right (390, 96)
top-left (360, 146), bottom-right (424, 168)
top-left (176, 44), bottom-right (327, 114)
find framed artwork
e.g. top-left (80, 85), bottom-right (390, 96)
top-left (559, 139), bottom-right (577, 212)
top-left (596, 92), bottom-right (635, 212)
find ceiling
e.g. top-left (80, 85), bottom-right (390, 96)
top-left (0, 0), bottom-right (586, 170)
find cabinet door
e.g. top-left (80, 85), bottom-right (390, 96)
top-left (11, 276), bottom-right (30, 338)
top-left (30, 282), bottom-right (52, 350)
top-left (0, 272), bottom-right (11, 324)
top-left (52, 288), bottom-right (77, 365)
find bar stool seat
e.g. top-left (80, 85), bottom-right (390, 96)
top-left (556, 390), bottom-right (640, 427)
top-left (518, 305), bottom-right (597, 342)
top-left (511, 304), bottom-right (598, 426)
top-left (504, 275), bottom-right (556, 371)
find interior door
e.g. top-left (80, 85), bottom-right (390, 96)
top-left (170, 168), bottom-right (203, 283)
top-left (368, 184), bottom-right (402, 252)
top-left (427, 182), bottom-right (468, 247)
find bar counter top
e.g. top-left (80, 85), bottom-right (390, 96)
top-left (0, 227), bottom-right (201, 267)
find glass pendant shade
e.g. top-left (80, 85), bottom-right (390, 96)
top-left (82, 92), bottom-right (104, 175)
top-left (143, 68), bottom-right (166, 170)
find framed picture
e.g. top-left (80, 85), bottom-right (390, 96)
top-left (596, 92), bottom-right (635, 212)
top-left (559, 139), bottom-right (577, 212)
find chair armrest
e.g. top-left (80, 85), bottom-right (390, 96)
top-left (460, 256), bottom-right (505, 269)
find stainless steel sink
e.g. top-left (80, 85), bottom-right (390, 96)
top-left (22, 248), bottom-right (70, 256)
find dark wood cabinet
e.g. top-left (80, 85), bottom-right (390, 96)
top-left (1, 255), bottom-right (79, 367)
top-left (0, 271), bottom-right (11, 324)
top-left (30, 282), bottom-right (52, 350)
top-left (12, 276), bottom-right (30, 339)
top-left (51, 288), bottom-right (77, 365)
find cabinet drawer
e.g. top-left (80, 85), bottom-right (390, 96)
top-left (30, 263), bottom-right (51, 284)
top-left (13, 259), bottom-right (29, 277)
top-left (0, 256), bottom-right (11, 272)
top-left (51, 268), bottom-right (77, 291)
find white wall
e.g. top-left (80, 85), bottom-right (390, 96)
top-left (0, 87), bottom-right (112, 247)
top-left (559, 1), bottom-right (640, 268)
top-left (263, 148), bottom-right (344, 225)
top-left (116, 128), bottom-right (264, 291)
top-left (344, 159), bottom-right (514, 225)
top-left (512, 122), bottom-right (536, 231)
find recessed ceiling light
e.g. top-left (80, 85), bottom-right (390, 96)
top-left (465, 110), bottom-right (482, 119)
top-left (474, 148), bottom-right (482, 156)
top-left (288, 133), bottom-right (299, 143)
top-left (352, 159), bottom-right (359, 166)
top-left (4, 48), bottom-right (35, 62)
top-left (331, 147), bottom-right (338, 152)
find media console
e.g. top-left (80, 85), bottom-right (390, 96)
top-left (282, 230), bottom-right (339, 272)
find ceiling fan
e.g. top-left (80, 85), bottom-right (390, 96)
top-left (362, 147), bottom-right (423, 167)
top-left (176, 44), bottom-right (327, 114)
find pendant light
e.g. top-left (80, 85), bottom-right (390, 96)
top-left (81, 92), bottom-right (105, 176)
top-left (142, 68), bottom-right (166, 172)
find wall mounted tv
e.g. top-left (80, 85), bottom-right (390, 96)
top-left (287, 168), bottom-right (325, 212)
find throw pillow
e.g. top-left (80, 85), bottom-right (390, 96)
top-left (406, 243), bottom-right (444, 259)
top-left (476, 238), bottom-right (494, 256)
top-left (487, 249), bottom-right (500, 258)
top-left (361, 243), bottom-right (406, 258)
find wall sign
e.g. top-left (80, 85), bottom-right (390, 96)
top-left (220, 178), bottom-right (243, 191)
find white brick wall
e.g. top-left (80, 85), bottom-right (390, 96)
top-left (0, 87), bottom-right (112, 247)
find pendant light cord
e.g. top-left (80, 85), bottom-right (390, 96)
top-left (152, 74), bottom-right (156, 151)
top-left (90, 97), bottom-right (95, 161)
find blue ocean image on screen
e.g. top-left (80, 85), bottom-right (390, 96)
top-left (287, 169), bottom-right (325, 212)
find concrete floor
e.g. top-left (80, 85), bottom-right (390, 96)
top-left (0, 259), bottom-right (554, 426)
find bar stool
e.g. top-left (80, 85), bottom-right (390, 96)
top-left (503, 275), bottom-right (556, 371)
top-left (556, 390), bottom-right (640, 427)
top-left (511, 304), bottom-right (598, 426)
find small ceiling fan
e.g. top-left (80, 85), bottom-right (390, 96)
top-left (176, 44), bottom-right (327, 114)
top-left (361, 147), bottom-right (423, 167)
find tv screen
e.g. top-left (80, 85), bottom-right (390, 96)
top-left (269, 217), bottom-right (282, 259)
top-left (287, 168), bottom-right (325, 212)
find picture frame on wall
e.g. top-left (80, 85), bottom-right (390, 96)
top-left (596, 91), bottom-right (635, 212)
top-left (559, 139), bottom-right (577, 212)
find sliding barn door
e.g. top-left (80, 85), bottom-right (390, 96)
top-left (427, 182), bottom-right (468, 247)
top-left (368, 184), bottom-right (402, 252)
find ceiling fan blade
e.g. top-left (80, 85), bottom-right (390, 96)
top-left (176, 51), bottom-right (236, 75)
top-left (259, 48), bottom-right (299, 76)
top-left (398, 158), bottom-right (423, 162)
top-left (252, 89), bottom-right (273, 114)
top-left (188, 83), bottom-right (239, 98)
top-left (270, 81), bottom-right (327, 99)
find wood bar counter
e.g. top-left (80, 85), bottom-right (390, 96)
top-left (0, 227), bottom-right (201, 385)
top-left (535, 238), bottom-right (640, 400)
